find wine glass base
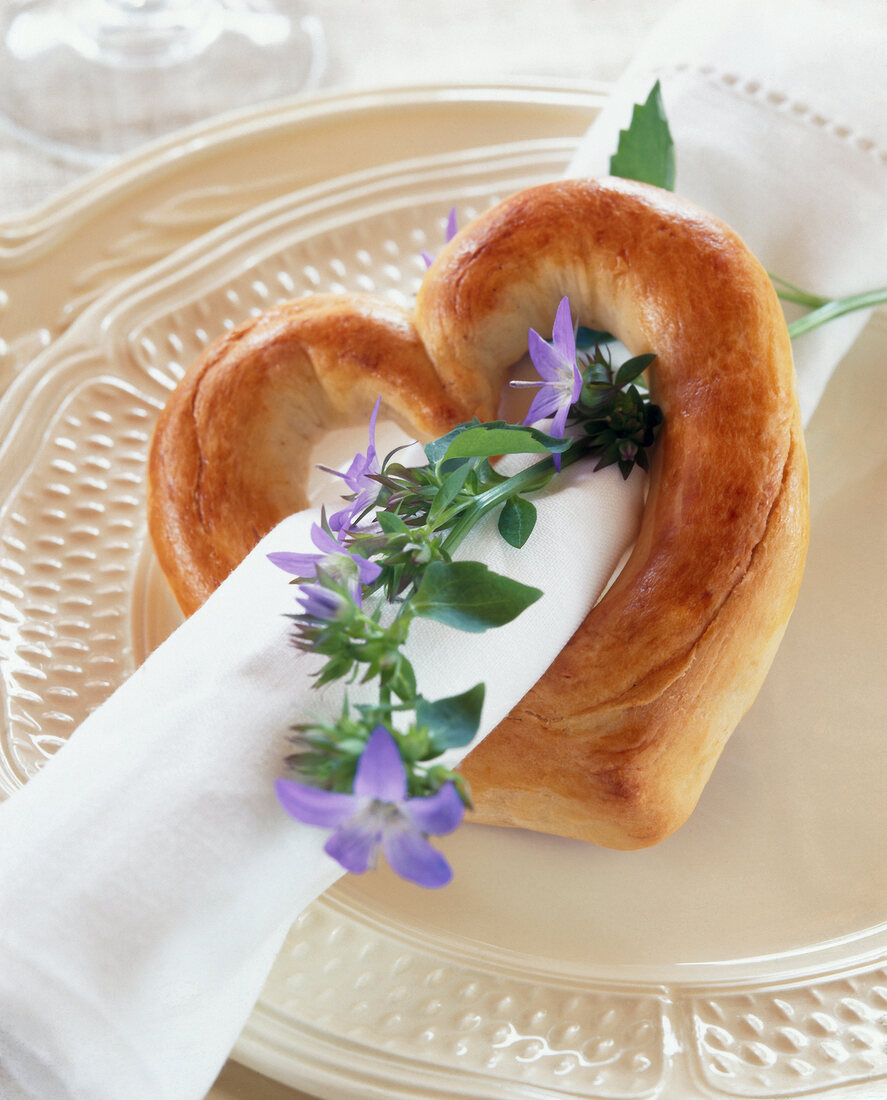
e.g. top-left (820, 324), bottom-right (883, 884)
top-left (0, 1), bottom-right (326, 164)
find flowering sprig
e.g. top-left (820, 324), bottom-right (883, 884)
top-left (267, 87), bottom-right (656, 888)
top-left (270, 293), bottom-right (662, 887)
top-left (318, 396), bottom-right (382, 531)
top-left (269, 80), bottom-right (887, 890)
top-left (511, 295), bottom-right (582, 470)
top-left (268, 521), bottom-right (381, 602)
top-left (276, 725), bottom-right (464, 887)
top-left (575, 340), bottom-right (663, 478)
top-left (509, 296), bottom-right (662, 479)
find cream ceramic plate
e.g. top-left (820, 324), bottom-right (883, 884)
top-left (0, 80), bottom-right (608, 391)
top-left (0, 102), bottom-right (886, 1100)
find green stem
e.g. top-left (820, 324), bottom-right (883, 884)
top-left (787, 286), bottom-right (887, 339)
top-left (440, 442), bottom-right (587, 556)
top-left (771, 273), bottom-right (887, 339)
top-left (770, 273), bottom-right (830, 309)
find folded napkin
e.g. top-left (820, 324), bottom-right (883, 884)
top-left (568, 0), bottom-right (887, 425)
top-left (0, 2), bottom-right (885, 1098)
top-left (0, 460), bottom-right (644, 1100)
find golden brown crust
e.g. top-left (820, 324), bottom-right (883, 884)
top-left (148, 179), bottom-right (809, 849)
top-left (415, 178), bottom-right (808, 847)
top-left (147, 294), bottom-right (473, 615)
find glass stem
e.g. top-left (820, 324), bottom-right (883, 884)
top-left (73, 0), bottom-right (219, 67)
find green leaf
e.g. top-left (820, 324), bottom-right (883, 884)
top-left (614, 352), bottom-right (656, 388)
top-left (442, 422), bottom-right (570, 462)
top-left (417, 682), bottom-right (485, 751)
top-left (576, 325), bottom-right (615, 348)
top-left (375, 509), bottom-right (411, 535)
top-left (315, 656), bottom-right (355, 686)
top-left (411, 560), bottom-right (542, 633)
top-left (428, 461), bottom-right (472, 523)
top-left (609, 81), bottom-right (675, 191)
top-left (425, 420), bottom-right (571, 465)
top-left (497, 496), bottom-right (537, 549)
top-left (386, 654), bottom-right (416, 701)
top-left (424, 420), bottom-right (481, 464)
top-left (471, 458), bottom-right (507, 493)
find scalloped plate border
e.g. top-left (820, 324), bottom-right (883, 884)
top-left (0, 79), bottom-right (609, 389)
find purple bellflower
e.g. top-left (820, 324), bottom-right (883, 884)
top-left (294, 582), bottom-right (349, 622)
top-left (322, 397), bottom-right (382, 532)
top-left (276, 725), bottom-right (465, 888)
top-left (511, 295), bottom-right (582, 470)
top-left (421, 206), bottom-right (458, 268)
top-left (267, 522), bottom-right (381, 601)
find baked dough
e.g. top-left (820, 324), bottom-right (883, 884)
top-left (416, 178), bottom-right (808, 848)
top-left (148, 178), bottom-right (809, 849)
top-left (147, 295), bottom-right (473, 615)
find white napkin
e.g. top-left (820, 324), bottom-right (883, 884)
top-left (568, 0), bottom-right (887, 425)
top-left (0, 461), bottom-right (643, 1100)
top-left (1, 2), bottom-right (885, 1097)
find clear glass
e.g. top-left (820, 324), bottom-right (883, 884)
top-left (0, 0), bottom-right (326, 164)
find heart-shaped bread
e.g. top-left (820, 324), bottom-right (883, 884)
top-left (148, 178), bottom-right (808, 850)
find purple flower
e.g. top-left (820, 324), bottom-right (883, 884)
top-left (421, 206), bottom-right (458, 268)
top-left (295, 582), bottom-right (349, 621)
top-left (267, 522), bottom-right (381, 599)
top-left (322, 397), bottom-right (382, 532)
top-left (511, 295), bottom-right (582, 470)
top-left (276, 726), bottom-right (464, 888)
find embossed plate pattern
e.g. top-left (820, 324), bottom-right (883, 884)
top-left (0, 136), bottom-right (885, 1099)
top-left (0, 81), bottom-right (610, 389)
